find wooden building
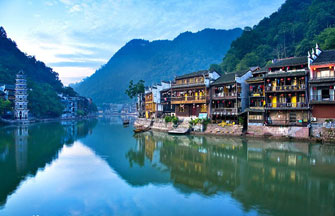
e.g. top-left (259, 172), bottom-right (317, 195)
top-left (308, 45), bottom-right (335, 120)
top-left (246, 67), bottom-right (267, 125)
top-left (145, 87), bottom-right (155, 119)
top-left (171, 70), bottom-right (220, 118)
top-left (264, 57), bottom-right (309, 126)
top-left (210, 70), bottom-right (252, 124)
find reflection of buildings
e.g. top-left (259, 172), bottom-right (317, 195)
top-left (133, 132), bottom-right (335, 215)
top-left (15, 126), bottom-right (28, 172)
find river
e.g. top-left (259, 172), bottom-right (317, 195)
top-left (0, 118), bottom-right (334, 216)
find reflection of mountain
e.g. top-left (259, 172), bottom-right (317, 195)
top-left (0, 120), bottom-right (97, 206)
top-left (84, 126), bottom-right (335, 216)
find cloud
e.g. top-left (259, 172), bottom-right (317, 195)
top-left (0, 0), bottom-right (285, 85)
top-left (69, 4), bottom-right (81, 13)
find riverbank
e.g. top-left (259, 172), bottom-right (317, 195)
top-left (134, 118), bottom-right (335, 144)
top-left (0, 115), bottom-right (98, 125)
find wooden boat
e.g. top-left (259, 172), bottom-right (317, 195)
top-left (133, 127), bottom-right (150, 133)
top-left (123, 119), bottom-right (130, 125)
top-left (168, 127), bottom-right (189, 135)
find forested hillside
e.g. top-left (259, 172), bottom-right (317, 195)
top-left (0, 27), bottom-right (72, 117)
top-left (215, 0), bottom-right (335, 72)
top-left (74, 28), bottom-right (242, 104)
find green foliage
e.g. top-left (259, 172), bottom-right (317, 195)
top-left (125, 80), bottom-right (145, 99)
top-left (189, 118), bottom-right (211, 129)
top-left (315, 27), bottom-right (335, 50)
top-left (164, 116), bottom-right (172, 123)
top-left (77, 109), bottom-right (85, 116)
top-left (62, 86), bottom-right (78, 97)
top-left (220, 0), bottom-right (335, 71)
top-left (0, 99), bottom-right (11, 116)
top-left (238, 116), bottom-right (244, 126)
top-left (172, 116), bottom-right (179, 125)
top-left (28, 82), bottom-right (64, 118)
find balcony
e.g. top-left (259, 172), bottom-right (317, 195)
top-left (265, 85), bottom-right (305, 92)
top-left (266, 103), bottom-right (308, 109)
top-left (212, 92), bottom-right (240, 99)
top-left (250, 92), bottom-right (264, 97)
top-left (310, 75), bottom-right (335, 82)
top-left (310, 95), bottom-right (335, 104)
top-left (171, 96), bottom-right (207, 104)
top-left (171, 81), bottom-right (205, 88)
top-left (212, 108), bottom-right (239, 116)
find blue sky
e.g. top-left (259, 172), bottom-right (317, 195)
top-left (0, 0), bottom-right (285, 85)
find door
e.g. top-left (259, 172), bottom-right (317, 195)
top-left (192, 105), bottom-right (197, 116)
top-left (272, 96), bottom-right (277, 108)
top-left (272, 80), bottom-right (276, 91)
top-left (292, 96), bottom-right (297, 107)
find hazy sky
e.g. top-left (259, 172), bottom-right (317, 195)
top-left (0, 0), bottom-right (285, 85)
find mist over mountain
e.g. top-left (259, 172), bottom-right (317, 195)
top-left (73, 28), bottom-right (243, 104)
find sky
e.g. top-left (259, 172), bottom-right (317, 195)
top-left (0, 0), bottom-right (285, 85)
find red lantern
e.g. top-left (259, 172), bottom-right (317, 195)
top-left (229, 101), bottom-right (231, 104)
top-left (301, 65), bottom-right (303, 68)
top-left (251, 100), bottom-right (254, 103)
top-left (282, 67), bottom-right (285, 70)
top-left (261, 100), bottom-right (264, 103)
top-left (302, 94), bottom-right (305, 97)
top-left (267, 79), bottom-right (270, 82)
top-left (269, 68), bottom-right (271, 71)
top-left (287, 78), bottom-right (291, 81)
top-left (287, 66), bottom-right (290, 70)
top-left (281, 94), bottom-right (284, 96)
top-left (313, 87), bottom-right (316, 90)
top-left (301, 77), bottom-right (305, 80)
top-left (288, 94), bottom-right (291, 97)
top-left (269, 95), bottom-right (272, 98)
top-left (280, 78), bottom-right (284, 81)
top-left (250, 86), bottom-right (253, 89)
top-left (330, 86), bottom-right (333, 89)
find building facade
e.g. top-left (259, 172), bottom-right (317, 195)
top-left (308, 45), bottom-right (335, 121)
top-left (246, 67), bottom-right (267, 126)
top-left (264, 57), bottom-right (309, 126)
top-left (171, 70), bottom-right (220, 118)
top-left (210, 70), bottom-right (252, 124)
top-left (14, 70), bottom-right (29, 120)
top-left (145, 88), bottom-right (155, 119)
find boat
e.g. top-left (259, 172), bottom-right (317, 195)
top-left (133, 127), bottom-right (150, 133)
top-left (168, 127), bottom-right (189, 135)
top-left (123, 119), bottom-right (130, 125)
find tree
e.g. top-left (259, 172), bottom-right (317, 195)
top-left (0, 99), bottom-right (11, 116)
top-left (125, 80), bottom-right (145, 99)
top-left (315, 27), bottom-right (335, 50)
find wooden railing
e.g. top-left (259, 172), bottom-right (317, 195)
top-left (171, 96), bottom-right (206, 103)
top-left (265, 85), bottom-right (305, 92)
top-left (213, 92), bottom-right (240, 98)
top-left (212, 108), bottom-right (239, 115)
top-left (266, 103), bottom-right (308, 108)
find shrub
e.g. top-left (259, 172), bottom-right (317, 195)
top-left (165, 116), bottom-right (172, 123)
top-left (172, 116), bottom-right (179, 125)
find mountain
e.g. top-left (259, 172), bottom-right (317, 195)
top-left (0, 27), bottom-right (80, 118)
top-left (218, 0), bottom-right (335, 72)
top-left (73, 28), bottom-right (243, 104)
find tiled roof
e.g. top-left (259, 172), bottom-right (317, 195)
top-left (311, 50), bottom-right (335, 65)
top-left (265, 70), bottom-right (306, 78)
top-left (175, 70), bottom-right (208, 79)
top-left (246, 76), bottom-right (264, 83)
top-left (211, 71), bottom-right (247, 85)
top-left (5, 84), bottom-right (15, 90)
top-left (269, 56), bottom-right (307, 68)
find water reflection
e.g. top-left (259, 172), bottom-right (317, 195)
top-left (128, 132), bottom-right (335, 216)
top-left (0, 120), bottom-right (97, 207)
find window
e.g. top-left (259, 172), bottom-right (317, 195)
top-left (178, 105), bottom-right (185, 112)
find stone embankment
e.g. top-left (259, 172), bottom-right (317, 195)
top-left (134, 118), bottom-right (335, 143)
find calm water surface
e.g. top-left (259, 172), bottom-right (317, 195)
top-left (0, 118), bottom-right (334, 216)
